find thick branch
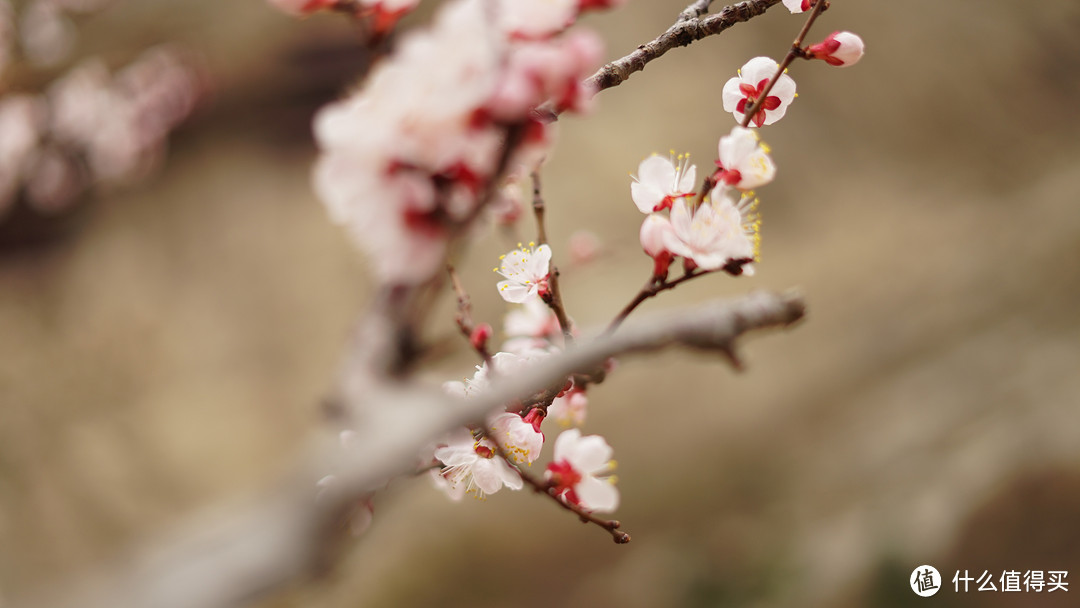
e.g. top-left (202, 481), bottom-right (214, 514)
top-left (587, 0), bottom-right (783, 94)
top-left (28, 291), bottom-right (804, 608)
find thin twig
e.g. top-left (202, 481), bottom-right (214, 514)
top-left (739, 0), bottom-right (829, 128)
top-left (447, 264), bottom-right (493, 366)
top-left (586, 0), bottom-right (782, 94)
top-left (513, 459), bottom-right (630, 544)
top-left (531, 172), bottom-right (574, 344)
top-left (605, 270), bottom-right (708, 335)
top-left (678, 0), bottom-right (716, 22)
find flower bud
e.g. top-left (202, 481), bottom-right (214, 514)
top-left (469, 323), bottom-right (493, 352)
top-left (807, 31), bottom-right (865, 68)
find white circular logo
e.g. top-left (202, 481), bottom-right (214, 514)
top-left (910, 565), bottom-right (942, 597)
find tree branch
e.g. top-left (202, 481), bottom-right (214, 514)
top-left (26, 290), bottom-right (804, 608)
top-left (531, 172), bottom-right (574, 343)
top-left (586, 0), bottom-right (783, 94)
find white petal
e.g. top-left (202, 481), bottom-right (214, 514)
top-left (769, 72), bottom-right (797, 105)
top-left (631, 181), bottom-right (662, 213)
top-left (552, 428), bottom-right (582, 461)
top-left (678, 164), bottom-right (697, 193)
top-left (566, 434), bottom-right (613, 473)
top-left (636, 155), bottom-right (675, 191)
top-left (528, 244), bottom-right (552, 277)
top-left (740, 57), bottom-right (779, 86)
top-left (575, 476), bottom-right (619, 513)
top-left (497, 280), bottom-right (534, 303)
top-left (721, 77), bottom-right (744, 114)
top-left (782, 0), bottom-right (805, 13)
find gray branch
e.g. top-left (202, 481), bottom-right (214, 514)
top-left (23, 290), bottom-right (804, 608)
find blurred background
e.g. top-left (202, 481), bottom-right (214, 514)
top-left (2, 0), bottom-right (1079, 606)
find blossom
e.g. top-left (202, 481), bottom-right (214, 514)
top-left (495, 242), bottom-right (552, 303)
top-left (781, 0), bottom-right (812, 13)
top-left (662, 187), bottom-right (759, 274)
top-left (488, 409), bottom-right (545, 465)
top-left (497, 0), bottom-right (578, 39)
top-left (486, 29), bottom-right (603, 119)
top-left (504, 297), bottom-right (560, 339)
top-left (639, 213), bottom-right (677, 280)
top-left (807, 31), bottom-right (864, 67)
top-left (266, 0), bottom-right (336, 16)
top-left (548, 388), bottom-right (587, 427)
top-left (545, 429), bottom-right (618, 512)
top-left (630, 152), bottom-right (697, 213)
top-left (722, 57), bottom-right (796, 127)
top-left (360, 0), bottom-right (421, 34)
top-left (714, 126), bottom-right (775, 191)
top-left (433, 428), bottom-right (523, 499)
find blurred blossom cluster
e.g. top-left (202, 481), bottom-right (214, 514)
top-left (0, 0), bottom-right (204, 221)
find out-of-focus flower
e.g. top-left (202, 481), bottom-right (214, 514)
top-left (488, 410), bottom-right (544, 465)
top-left (487, 29), bottom-right (602, 119)
top-left (266, 0), bottom-right (336, 16)
top-left (504, 297), bottom-right (560, 341)
top-left (714, 126), bottom-right (775, 191)
top-left (496, 242), bottom-right (552, 303)
top-left (807, 31), bottom-right (864, 67)
top-left (433, 428), bottom-right (523, 499)
top-left (639, 213), bottom-right (676, 280)
top-left (721, 57), bottom-right (796, 127)
top-left (782, 0), bottom-right (812, 13)
top-left (545, 428), bottom-right (618, 512)
top-left (631, 152), bottom-right (696, 213)
top-left (548, 388), bottom-right (587, 427)
top-left (497, 0), bottom-right (577, 39)
top-left (568, 229), bottom-right (602, 265)
top-left (20, 0), bottom-right (75, 67)
top-left (0, 95), bottom-right (46, 215)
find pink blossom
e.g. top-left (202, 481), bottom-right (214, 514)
top-left (631, 153), bottom-right (697, 213)
top-left (487, 29), bottom-right (603, 120)
top-left (545, 429), bottom-right (618, 512)
top-left (496, 243), bottom-right (553, 303)
top-left (504, 298), bottom-right (560, 341)
top-left (721, 57), bottom-right (796, 127)
top-left (807, 31), bottom-right (864, 67)
top-left (714, 126), bottom-right (776, 191)
top-left (497, 0), bottom-right (577, 39)
top-left (568, 229), bottom-right (602, 265)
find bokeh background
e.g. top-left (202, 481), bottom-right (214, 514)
top-left (2, 0), bottom-right (1080, 606)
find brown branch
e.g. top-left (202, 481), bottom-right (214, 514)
top-left (678, 0), bottom-right (717, 22)
top-left (531, 172), bottom-right (574, 343)
top-left (447, 264), bottom-right (493, 366)
top-left (739, 0), bottom-right (829, 128)
top-left (605, 269), bottom-right (709, 336)
top-left (586, 0), bottom-right (783, 94)
top-left (514, 460), bottom-right (630, 544)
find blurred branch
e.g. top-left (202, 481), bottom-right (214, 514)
top-left (586, 0), bottom-right (783, 94)
top-left (26, 290), bottom-right (804, 608)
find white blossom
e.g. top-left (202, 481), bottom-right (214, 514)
top-left (545, 429), bottom-right (618, 512)
top-left (721, 57), bottom-right (796, 127)
top-left (630, 153), bottom-right (696, 214)
top-left (495, 243), bottom-right (552, 303)
top-left (715, 126), bottom-right (776, 191)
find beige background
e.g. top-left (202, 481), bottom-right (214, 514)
top-left (2, 1), bottom-right (1079, 606)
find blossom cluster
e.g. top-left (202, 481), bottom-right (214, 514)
top-left (632, 126), bottom-right (770, 280)
top-left (0, 46), bottom-right (203, 219)
top-left (311, 0), bottom-right (619, 284)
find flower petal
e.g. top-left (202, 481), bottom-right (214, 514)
top-left (575, 475), bottom-right (619, 513)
